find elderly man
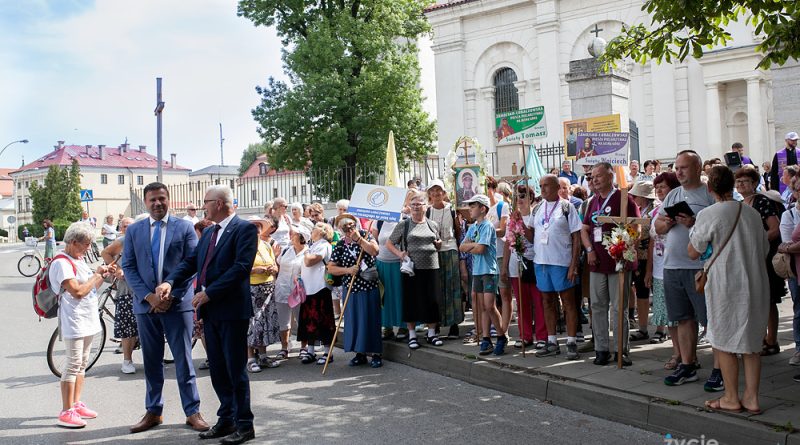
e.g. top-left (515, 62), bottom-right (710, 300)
top-left (183, 205), bottom-right (200, 225)
top-left (654, 150), bottom-right (718, 388)
top-left (558, 161), bottom-right (579, 185)
top-left (771, 131), bottom-right (799, 193)
top-left (627, 160), bottom-right (641, 186)
top-left (533, 175), bottom-right (583, 360)
top-left (159, 185), bottom-right (258, 444)
top-left (581, 163), bottom-right (640, 366)
top-left (558, 177), bottom-right (583, 210)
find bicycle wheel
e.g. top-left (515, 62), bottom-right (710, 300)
top-left (47, 319), bottom-right (107, 378)
top-left (17, 254), bottom-right (41, 277)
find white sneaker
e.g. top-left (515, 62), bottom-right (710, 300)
top-left (121, 360), bottom-right (136, 374)
top-left (790, 351), bottom-right (800, 366)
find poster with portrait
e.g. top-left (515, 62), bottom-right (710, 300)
top-left (454, 165), bottom-right (482, 209)
top-left (574, 132), bottom-right (630, 167)
top-left (495, 106), bottom-right (547, 145)
top-left (563, 114), bottom-right (621, 159)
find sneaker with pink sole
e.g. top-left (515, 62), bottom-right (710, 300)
top-left (72, 401), bottom-right (97, 419)
top-left (58, 409), bottom-right (87, 428)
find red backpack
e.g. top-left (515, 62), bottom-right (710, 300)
top-left (33, 254), bottom-right (76, 319)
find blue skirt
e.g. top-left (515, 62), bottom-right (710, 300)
top-left (377, 260), bottom-right (403, 328)
top-left (343, 287), bottom-right (383, 354)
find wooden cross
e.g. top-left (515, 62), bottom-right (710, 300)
top-left (596, 182), bottom-right (651, 369)
top-left (462, 139), bottom-right (470, 165)
top-left (590, 24), bottom-right (603, 38)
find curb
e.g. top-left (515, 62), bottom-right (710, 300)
top-left (378, 340), bottom-right (795, 445)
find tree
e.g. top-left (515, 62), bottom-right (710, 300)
top-left (239, 141), bottom-right (272, 175)
top-left (601, 0), bottom-right (799, 70)
top-left (237, 0), bottom-right (437, 189)
top-left (28, 159), bottom-right (83, 225)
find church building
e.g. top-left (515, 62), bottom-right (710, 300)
top-left (423, 0), bottom-right (799, 169)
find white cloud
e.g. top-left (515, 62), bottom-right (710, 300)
top-left (0, 0), bottom-right (286, 170)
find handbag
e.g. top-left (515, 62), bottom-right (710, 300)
top-left (694, 202), bottom-right (741, 295)
top-left (359, 265), bottom-right (379, 282)
top-left (288, 276), bottom-right (307, 308)
top-left (520, 257), bottom-right (536, 284)
top-left (772, 252), bottom-right (795, 279)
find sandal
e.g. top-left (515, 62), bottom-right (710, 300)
top-left (316, 353), bottom-right (332, 365)
top-left (408, 338), bottom-right (420, 350)
top-left (426, 336), bottom-right (444, 346)
top-left (664, 355), bottom-right (680, 370)
top-left (629, 330), bottom-right (649, 341)
top-left (275, 349), bottom-right (289, 360)
top-left (259, 357), bottom-right (280, 369)
top-left (650, 331), bottom-right (667, 344)
top-left (704, 399), bottom-right (743, 413)
top-left (299, 349), bottom-right (316, 364)
top-left (761, 343), bottom-right (780, 356)
top-left (247, 361), bottom-right (261, 373)
top-left (534, 341), bottom-right (546, 350)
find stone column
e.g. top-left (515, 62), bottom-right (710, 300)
top-left (565, 57), bottom-right (630, 132)
top-left (535, 17), bottom-right (562, 139)
top-left (480, 87), bottom-right (496, 172)
top-left (705, 82), bottom-right (723, 156)
top-left (746, 76), bottom-right (765, 163)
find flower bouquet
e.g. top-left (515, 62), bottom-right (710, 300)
top-left (601, 225), bottom-right (639, 272)
top-left (505, 212), bottom-right (528, 274)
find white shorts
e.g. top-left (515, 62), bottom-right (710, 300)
top-left (276, 302), bottom-right (300, 331)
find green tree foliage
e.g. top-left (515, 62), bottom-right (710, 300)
top-left (28, 160), bottom-right (83, 226)
top-left (601, 0), bottom-right (799, 70)
top-left (239, 141), bottom-right (273, 175)
top-left (237, 0), bottom-right (437, 180)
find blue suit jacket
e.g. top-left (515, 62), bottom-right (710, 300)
top-left (166, 214), bottom-right (258, 321)
top-left (121, 215), bottom-right (198, 315)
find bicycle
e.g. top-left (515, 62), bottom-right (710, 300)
top-left (18, 240), bottom-right (45, 277)
top-left (46, 281), bottom-right (117, 378)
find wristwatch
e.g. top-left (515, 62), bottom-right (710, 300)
top-left (585, 246), bottom-right (594, 253)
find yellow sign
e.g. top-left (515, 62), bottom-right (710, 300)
top-left (563, 114), bottom-right (621, 159)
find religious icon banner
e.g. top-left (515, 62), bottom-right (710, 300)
top-left (454, 165), bottom-right (482, 209)
top-left (495, 106), bottom-right (547, 144)
top-left (574, 132), bottom-right (630, 167)
top-left (563, 114), bottom-right (621, 159)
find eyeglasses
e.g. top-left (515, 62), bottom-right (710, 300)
top-left (410, 203), bottom-right (425, 207)
top-left (202, 199), bottom-right (217, 203)
top-left (734, 179), bottom-right (752, 185)
top-left (309, 211), bottom-right (321, 216)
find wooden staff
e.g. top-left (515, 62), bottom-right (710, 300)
top-left (322, 220), bottom-right (375, 375)
top-left (617, 188), bottom-right (628, 369)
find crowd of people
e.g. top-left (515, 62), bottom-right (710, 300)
top-left (46, 132), bottom-right (800, 441)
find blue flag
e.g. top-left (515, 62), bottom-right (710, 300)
top-left (524, 144), bottom-right (547, 194)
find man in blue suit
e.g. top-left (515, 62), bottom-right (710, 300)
top-left (122, 182), bottom-right (210, 434)
top-left (157, 184), bottom-right (258, 445)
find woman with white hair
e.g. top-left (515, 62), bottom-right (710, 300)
top-left (328, 213), bottom-right (382, 367)
top-left (52, 222), bottom-right (113, 428)
top-left (289, 202), bottom-right (313, 230)
top-left (297, 222), bottom-right (336, 364)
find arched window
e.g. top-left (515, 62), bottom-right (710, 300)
top-left (258, 163), bottom-right (267, 176)
top-left (493, 67), bottom-right (519, 115)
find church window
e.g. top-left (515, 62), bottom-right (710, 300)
top-left (493, 67), bottom-right (519, 114)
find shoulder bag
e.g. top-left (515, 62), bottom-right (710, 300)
top-left (694, 202), bottom-right (742, 295)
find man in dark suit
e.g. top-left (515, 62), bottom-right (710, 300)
top-left (121, 182), bottom-right (209, 433)
top-left (157, 185), bottom-right (258, 445)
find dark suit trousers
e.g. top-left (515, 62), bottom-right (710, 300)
top-left (204, 318), bottom-right (253, 429)
top-left (136, 311), bottom-right (200, 417)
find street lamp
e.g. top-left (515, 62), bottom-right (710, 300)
top-left (0, 139), bottom-right (29, 159)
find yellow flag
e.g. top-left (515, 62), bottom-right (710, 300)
top-left (384, 131), bottom-right (400, 187)
top-left (615, 165), bottom-right (628, 189)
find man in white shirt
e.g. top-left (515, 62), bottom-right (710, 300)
top-left (183, 205), bottom-right (200, 225)
top-left (533, 175), bottom-right (583, 360)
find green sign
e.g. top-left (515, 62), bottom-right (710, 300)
top-left (495, 106), bottom-right (547, 144)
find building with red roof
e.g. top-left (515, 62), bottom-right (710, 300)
top-left (11, 141), bottom-right (191, 225)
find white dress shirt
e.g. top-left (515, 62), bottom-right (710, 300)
top-left (214, 213), bottom-right (236, 246)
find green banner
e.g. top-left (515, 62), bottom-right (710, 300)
top-left (495, 106), bottom-right (547, 144)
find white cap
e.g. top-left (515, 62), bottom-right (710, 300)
top-left (786, 131), bottom-right (799, 141)
top-left (292, 224), bottom-right (312, 243)
top-left (463, 194), bottom-right (490, 208)
top-left (427, 179), bottom-right (446, 191)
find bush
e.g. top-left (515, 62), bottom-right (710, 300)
top-left (52, 219), bottom-right (72, 241)
top-left (0, 228), bottom-right (7, 237)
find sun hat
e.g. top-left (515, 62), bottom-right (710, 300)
top-left (629, 181), bottom-right (656, 200)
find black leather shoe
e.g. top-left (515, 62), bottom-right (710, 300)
top-left (198, 422), bottom-right (236, 439)
top-left (613, 353), bottom-right (633, 367)
top-left (593, 351), bottom-right (610, 366)
top-left (220, 428), bottom-right (255, 445)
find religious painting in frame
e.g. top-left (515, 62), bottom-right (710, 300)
top-left (454, 165), bottom-right (482, 209)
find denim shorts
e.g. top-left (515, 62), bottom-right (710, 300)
top-left (472, 274), bottom-right (499, 294)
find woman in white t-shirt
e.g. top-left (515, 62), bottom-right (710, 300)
top-left (101, 215), bottom-right (118, 248)
top-left (274, 224), bottom-right (309, 360)
top-left (297, 223), bottom-right (335, 364)
top-left (50, 222), bottom-right (113, 428)
top-left (271, 197), bottom-right (293, 250)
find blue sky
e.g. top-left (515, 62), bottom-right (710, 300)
top-left (0, 0), bottom-right (287, 170)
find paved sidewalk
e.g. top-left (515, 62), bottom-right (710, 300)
top-left (376, 298), bottom-right (800, 445)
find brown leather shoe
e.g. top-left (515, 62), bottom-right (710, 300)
top-left (185, 412), bottom-right (210, 432)
top-left (130, 412), bottom-right (163, 434)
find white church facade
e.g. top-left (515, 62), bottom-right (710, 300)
top-left (423, 0), bottom-right (798, 170)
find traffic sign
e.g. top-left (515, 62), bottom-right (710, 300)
top-left (6, 215), bottom-right (15, 224)
top-left (80, 189), bottom-right (94, 202)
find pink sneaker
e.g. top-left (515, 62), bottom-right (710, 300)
top-left (72, 401), bottom-right (97, 419)
top-left (58, 409), bottom-right (87, 428)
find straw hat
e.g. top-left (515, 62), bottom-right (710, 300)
top-left (334, 213), bottom-right (358, 229)
top-left (246, 215), bottom-right (270, 232)
top-left (629, 181), bottom-right (655, 200)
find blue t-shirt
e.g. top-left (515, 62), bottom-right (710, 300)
top-left (46, 227), bottom-right (56, 249)
top-left (465, 219), bottom-right (497, 275)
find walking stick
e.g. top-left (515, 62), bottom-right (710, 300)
top-left (518, 271), bottom-right (525, 358)
top-left (323, 221), bottom-right (374, 375)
